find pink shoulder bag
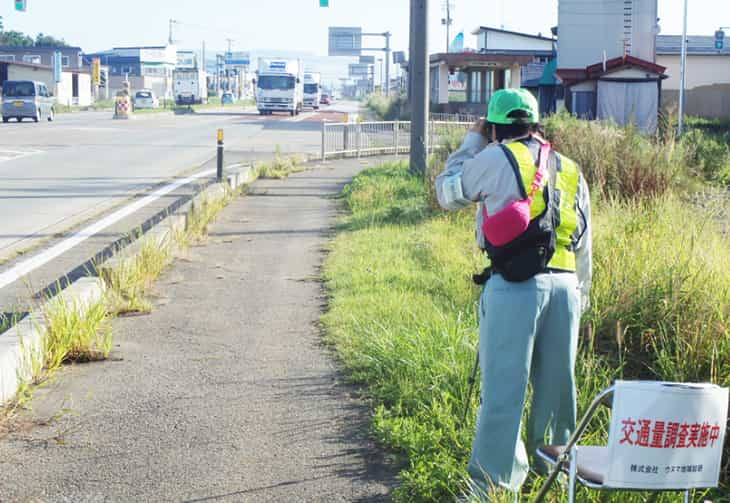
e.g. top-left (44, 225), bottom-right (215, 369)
top-left (481, 142), bottom-right (551, 247)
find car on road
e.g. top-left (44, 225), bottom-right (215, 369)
top-left (221, 92), bottom-right (236, 105)
top-left (320, 94), bottom-right (331, 106)
top-left (133, 89), bottom-right (159, 110)
top-left (1, 80), bottom-right (56, 123)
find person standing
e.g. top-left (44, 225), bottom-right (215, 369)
top-left (435, 89), bottom-right (592, 496)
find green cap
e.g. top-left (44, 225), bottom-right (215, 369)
top-left (486, 88), bottom-right (539, 125)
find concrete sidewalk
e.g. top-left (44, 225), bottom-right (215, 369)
top-left (0, 157), bottom-right (397, 502)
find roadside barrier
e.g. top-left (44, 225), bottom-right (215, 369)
top-left (114, 95), bottom-right (133, 120)
top-left (430, 112), bottom-right (480, 123)
top-left (321, 120), bottom-right (472, 160)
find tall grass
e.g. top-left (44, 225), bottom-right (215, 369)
top-left (256, 148), bottom-right (305, 179)
top-left (105, 236), bottom-right (174, 315)
top-left (42, 297), bottom-right (112, 371)
top-left (323, 139), bottom-right (730, 500)
top-left (366, 93), bottom-right (410, 121)
top-left (544, 113), bottom-right (688, 199)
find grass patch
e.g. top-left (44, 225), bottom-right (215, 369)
top-left (185, 186), bottom-right (241, 243)
top-left (42, 296), bottom-right (112, 370)
top-left (323, 142), bottom-right (730, 500)
top-left (105, 235), bottom-right (174, 315)
top-left (256, 148), bottom-right (305, 179)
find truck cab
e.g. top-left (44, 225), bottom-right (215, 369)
top-left (303, 72), bottom-right (321, 110)
top-left (255, 59), bottom-right (304, 116)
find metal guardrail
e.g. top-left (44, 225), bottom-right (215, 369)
top-left (321, 120), bottom-right (472, 160)
top-left (429, 112), bottom-right (480, 123)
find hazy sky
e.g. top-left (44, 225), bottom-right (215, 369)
top-left (1, 0), bottom-right (726, 56)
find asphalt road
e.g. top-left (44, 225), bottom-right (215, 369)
top-left (0, 157), bottom-right (396, 502)
top-left (0, 101), bottom-right (359, 264)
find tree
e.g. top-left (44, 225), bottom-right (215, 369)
top-left (35, 33), bottom-right (69, 47)
top-left (0, 30), bottom-right (34, 47)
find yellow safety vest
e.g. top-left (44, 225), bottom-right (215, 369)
top-left (504, 140), bottom-right (581, 271)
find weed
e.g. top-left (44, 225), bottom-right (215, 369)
top-left (543, 112), bottom-right (689, 200)
top-left (186, 186), bottom-right (240, 242)
top-left (256, 147), bottom-right (305, 179)
top-left (105, 236), bottom-right (174, 315)
top-left (366, 93), bottom-right (410, 121)
top-left (42, 296), bottom-right (111, 371)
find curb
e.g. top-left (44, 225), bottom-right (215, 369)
top-left (0, 277), bottom-right (105, 405)
top-left (0, 162), bottom-right (257, 408)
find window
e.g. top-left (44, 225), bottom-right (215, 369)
top-left (62, 56), bottom-right (70, 67)
top-left (257, 75), bottom-right (295, 90)
top-left (121, 66), bottom-right (133, 75)
top-left (2, 81), bottom-right (36, 97)
top-left (22, 55), bottom-right (42, 65)
top-left (144, 66), bottom-right (163, 76)
top-left (0, 55), bottom-right (15, 62)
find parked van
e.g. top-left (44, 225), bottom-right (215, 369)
top-left (1, 80), bottom-right (55, 123)
top-left (133, 89), bottom-right (160, 110)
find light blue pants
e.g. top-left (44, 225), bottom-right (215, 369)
top-left (468, 272), bottom-right (581, 492)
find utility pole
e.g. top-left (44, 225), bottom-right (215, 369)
top-left (384, 31), bottom-right (391, 96)
top-left (378, 58), bottom-right (384, 91)
top-left (410, 0), bottom-right (429, 176)
top-left (677, 0), bottom-right (688, 135)
top-left (408, 1), bottom-right (416, 100)
top-left (169, 19), bottom-right (176, 45)
top-left (442, 1), bottom-right (454, 53)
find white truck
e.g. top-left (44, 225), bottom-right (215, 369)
top-left (255, 58), bottom-right (304, 116)
top-left (303, 72), bottom-right (322, 110)
top-left (173, 67), bottom-right (208, 106)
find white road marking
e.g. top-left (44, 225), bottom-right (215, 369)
top-left (0, 168), bottom-right (216, 290)
top-left (0, 148), bottom-right (44, 163)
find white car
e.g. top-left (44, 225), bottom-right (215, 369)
top-left (133, 89), bottom-right (159, 110)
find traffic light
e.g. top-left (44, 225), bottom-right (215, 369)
top-left (715, 30), bottom-right (725, 50)
top-left (320, 0), bottom-right (328, 6)
top-left (15, 0), bottom-right (26, 12)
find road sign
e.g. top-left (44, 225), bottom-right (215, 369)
top-left (359, 55), bottom-right (375, 64)
top-left (92, 57), bottom-right (101, 85)
top-left (53, 51), bottom-right (62, 83)
top-left (15, 0), bottom-right (26, 12)
top-left (715, 30), bottom-right (725, 50)
top-left (328, 27), bottom-right (362, 56)
top-left (348, 63), bottom-right (370, 77)
top-left (393, 51), bottom-right (406, 64)
top-left (225, 51), bottom-right (250, 66)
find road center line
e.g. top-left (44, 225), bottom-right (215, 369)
top-left (0, 168), bottom-right (216, 291)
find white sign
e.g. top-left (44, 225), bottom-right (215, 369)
top-left (605, 381), bottom-right (728, 490)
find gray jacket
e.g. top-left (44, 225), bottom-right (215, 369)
top-left (435, 132), bottom-right (593, 311)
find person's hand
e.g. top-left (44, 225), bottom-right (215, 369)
top-left (470, 119), bottom-right (489, 138)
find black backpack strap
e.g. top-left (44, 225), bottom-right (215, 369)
top-left (498, 143), bottom-right (528, 199)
